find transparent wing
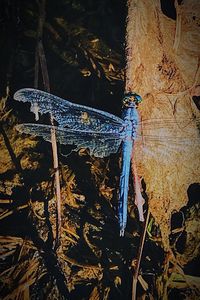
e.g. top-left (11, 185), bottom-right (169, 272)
top-left (16, 124), bottom-right (123, 158)
top-left (135, 116), bottom-right (200, 158)
top-left (14, 88), bottom-right (124, 133)
top-left (138, 116), bottom-right (200, 131)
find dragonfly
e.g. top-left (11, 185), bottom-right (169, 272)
top-left (14, 88), bottom-right (200, 236)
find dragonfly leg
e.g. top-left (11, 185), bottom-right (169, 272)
top-left (131, 155), bottom-right (145, 222)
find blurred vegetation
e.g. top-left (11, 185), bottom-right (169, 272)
top-left (0, 0), bottom-right (199, 299)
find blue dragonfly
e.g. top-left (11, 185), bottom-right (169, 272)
top-left (14, 88), bottom-right (199, 235)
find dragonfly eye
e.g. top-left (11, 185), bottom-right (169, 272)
top-left (123, 92), bottom-right (142, 107)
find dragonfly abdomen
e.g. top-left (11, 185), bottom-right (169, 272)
top-left (119, 139), bottom-right (133, 236)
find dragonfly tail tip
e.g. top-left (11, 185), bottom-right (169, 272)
top-left (120, 228), bottom-right (125, 237)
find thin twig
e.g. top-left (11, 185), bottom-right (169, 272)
top-left (132, 209), bottom-right (150, 300)
top-left (0, 123), bottom-right (23, 176)
top-left (38, 40), bottom-right (50, 91)
top-left (35, 0), bottom-right (62, 242)
top-left (34, 44), bottom-right (39, 88)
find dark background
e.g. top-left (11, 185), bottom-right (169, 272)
top-left (0, 1), bottom-right (199, 299)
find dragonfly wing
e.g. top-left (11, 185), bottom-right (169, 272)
top-left (136, 117), bottom-right (200, 159)
top-left (14, 88), bottom-right (124, 132)
top-left (16, 124), bottom-right (123, 158)
top-left (137, 117), bottom-right (200, 139)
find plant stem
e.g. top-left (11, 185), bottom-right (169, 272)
top-left (132, 209), bottom-right (150, 300)
top-left (35, 0), bottom-right (62, 242)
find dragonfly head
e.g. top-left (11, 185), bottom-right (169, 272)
top-left (122, 92), bottom-right (142, 108)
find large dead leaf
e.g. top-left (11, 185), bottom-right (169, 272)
top-left (126, 0), bottom-right (200, 249)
